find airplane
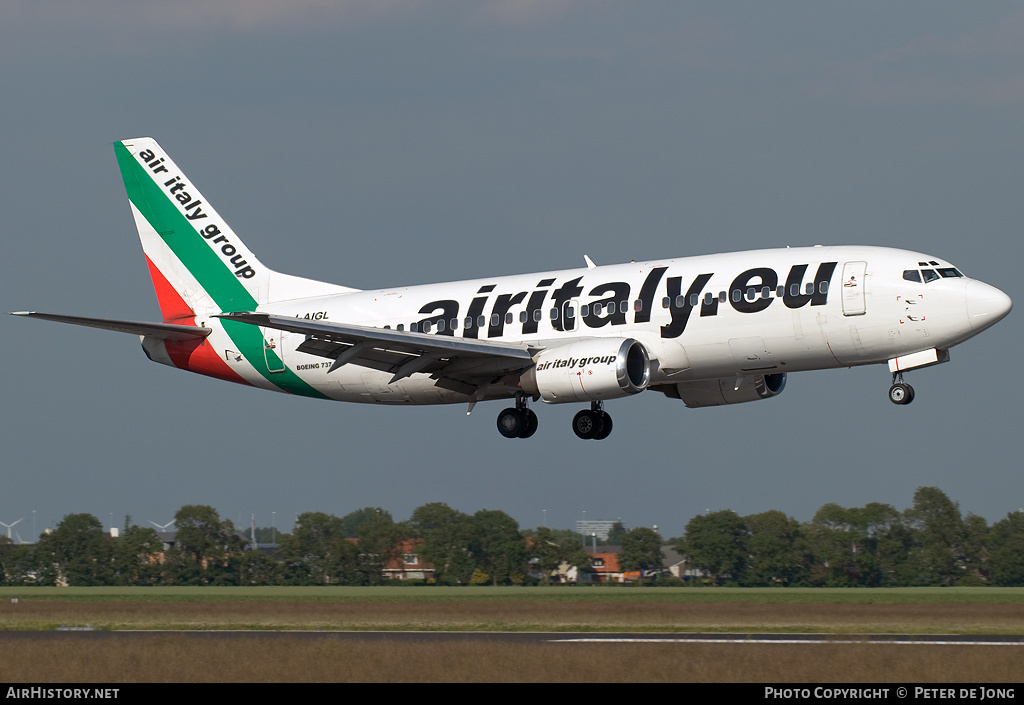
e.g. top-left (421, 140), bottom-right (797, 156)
top-left (12, 138), bottom-right (1013, 440)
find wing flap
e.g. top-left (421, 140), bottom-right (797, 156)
top-left (217, 312), bottom-right (535, 381)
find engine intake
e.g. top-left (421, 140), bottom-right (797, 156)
top-left (522, 338), bottom-right (651, 403)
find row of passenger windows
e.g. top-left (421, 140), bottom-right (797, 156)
top-left (382, 283), bottom-right (829, 333)
top-left (902, 268), bottom-right (963, 283)
top-left (663, 282), bottom-right (828, 308)
top-left (385, 302), bottom-right (636, 333)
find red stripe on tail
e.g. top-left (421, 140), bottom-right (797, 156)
top-left (146, 256), bottom-right (251, 386)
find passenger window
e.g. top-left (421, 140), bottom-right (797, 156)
top-left (410, 323), bottom-right (419, 332)
top-left (534, 309), bottom-right (542, 322)
top-left (505, 312), bottom-right (513, 325)
top-left (662, 297), bottom-right (671, 309)
top-left (819, 281), bottom-right (829, 294)
top-left (397, 324), bottom-right (404, 331)
top-left (731, 289), bottom-right (741, 303)
top-left (450, 318), bottom-right (458, 331)
top-left (422, 321), bottom-right (431, 333)
top-left (519, 311), bottom-right (527, 323)
top-left (776, 286), bottom-right (785, 298)
top-left (620, 301), bottom-right (629, 313)
top-left (634, 300), bottom-right (643, 312)
top-left (478, 316), bottom-right (487, 327)
top-left (675, 295), bottom-right (685, 308)
top-left (718, 291), bottom-right (727, 303)
top-left (594, 303), bottom-right (603, 315)
top-left (491, 314), bottom-right (499, 327)
top-left (690, 294), bottom-right (699, 307)
top-left (383, 325), bottom-right (391, 329)
top-left (579, 305), bottom-right (589, 317)
top-left (437, 320), bottom-right (445, 332)
top-left (903, 270), bottom-right (922, 283)
top-left (761, 286), bottom-right (771, 299)
top-left (550, 308), bottom-right (558, 320)
top-left (921, 269), bottom-right (939, 283)
top-left (607, 303), bottom-right (616, 314)
top-left (704, 292), bottom-right (714, 305)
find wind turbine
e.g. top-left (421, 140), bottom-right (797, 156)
top-left (0, 518), bottom-right (24, 542)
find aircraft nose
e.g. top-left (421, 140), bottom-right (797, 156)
top-left (965, 280), bottom-right (1012, 332)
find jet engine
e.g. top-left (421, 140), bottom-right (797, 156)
top-left (660, 373), bottom-right (787, 408)
top-left (521, 338), bottom-right (651, 403)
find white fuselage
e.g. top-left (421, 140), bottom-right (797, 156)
top-left (199, 245), bottom-right (1004, 405)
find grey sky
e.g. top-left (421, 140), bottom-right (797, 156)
top-left (2, 2), bottom-right (1021, 539)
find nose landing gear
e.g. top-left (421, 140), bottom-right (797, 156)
top-left (888, 372), bottom-right (915, 405)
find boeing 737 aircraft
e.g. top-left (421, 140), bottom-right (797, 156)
top-left (13, 138), bottom-right (1013, 439)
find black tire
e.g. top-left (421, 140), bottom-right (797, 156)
top-left (572, 409), bottom-right (603, 440)
top-left (593, 411), bottom-right (613, 440)
top-left (519, 409), bottom-right (539, 438)
top-left (497, 408), bottom-right (525, 438)
top-left (888, 383), bottom-right (911, 405)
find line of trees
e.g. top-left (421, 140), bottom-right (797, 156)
top-left (2, 487), bottom-right (1023, 587)
top-left (676, 487), bottom-right (1023, 587)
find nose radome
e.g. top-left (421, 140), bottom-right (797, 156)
top-left (966, 280), bottom-right (1012, 332)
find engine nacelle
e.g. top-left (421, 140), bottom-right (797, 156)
top-left (522, 338), bottom-right (651, 403)
top-left (661, 373), bottom-right (786, 408)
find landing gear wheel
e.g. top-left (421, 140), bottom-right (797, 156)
top-left (497, 408), bottom-right (526, 438)
top-left (593, 411), bottom-right (613, 440)
top-left (888, 383), bottom-right (914, 405)
top-left (572, 409), bottom-right (605, 440)
top-left (520, 409), bottom-right (539, 438)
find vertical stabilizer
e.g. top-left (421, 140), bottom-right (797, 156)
top-left (115, 138), bottom-right (355, 321)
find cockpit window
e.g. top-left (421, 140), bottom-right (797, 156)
top-left (903, 270), bottom-right (922, 283)
top-left (938, 268), bottom-right (963, 278)
top-left (921, 269), bottom-right (939, 283)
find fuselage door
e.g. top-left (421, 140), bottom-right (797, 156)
top-left (261, 328), bottom-right (286, 373)
top-left (841, 261), bottom-right (867, 316)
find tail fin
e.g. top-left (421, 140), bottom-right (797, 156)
top-left (115, 138), bottom-right (355, 321)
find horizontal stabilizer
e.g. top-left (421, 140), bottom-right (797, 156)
top-left (11, 312), bottom-right (211, 341)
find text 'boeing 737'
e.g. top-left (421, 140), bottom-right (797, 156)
top-left (13, 138), bottom-right (1012, 439)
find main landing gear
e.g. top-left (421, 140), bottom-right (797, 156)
top-left (497, 396), bottom-right (538, 439)
top-left (572, 401), bottom-right (613, 440)
top-left (888, 372), bottom-right (915, 406)
top-left (497, 399), bottom-right (615, 440)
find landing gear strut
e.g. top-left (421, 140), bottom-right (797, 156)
top-left (497, 396), bottom-right (538, 439)
top-left (572, 401), bottom-right (613, 440)
top-left (888, 372), bottom-right (915, 405)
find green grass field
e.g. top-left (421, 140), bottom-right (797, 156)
top-left (1, 587), bottom-right (1023, 633)
top-left (2, 588), bottom-right (1022, 682)
top-left (3, 586), bottom-right (1024, 603)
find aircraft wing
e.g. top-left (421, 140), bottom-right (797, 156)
top-left (216, 312), bottom-right (536, 391)
top-left (10, 312), bottom-right (211, 341)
